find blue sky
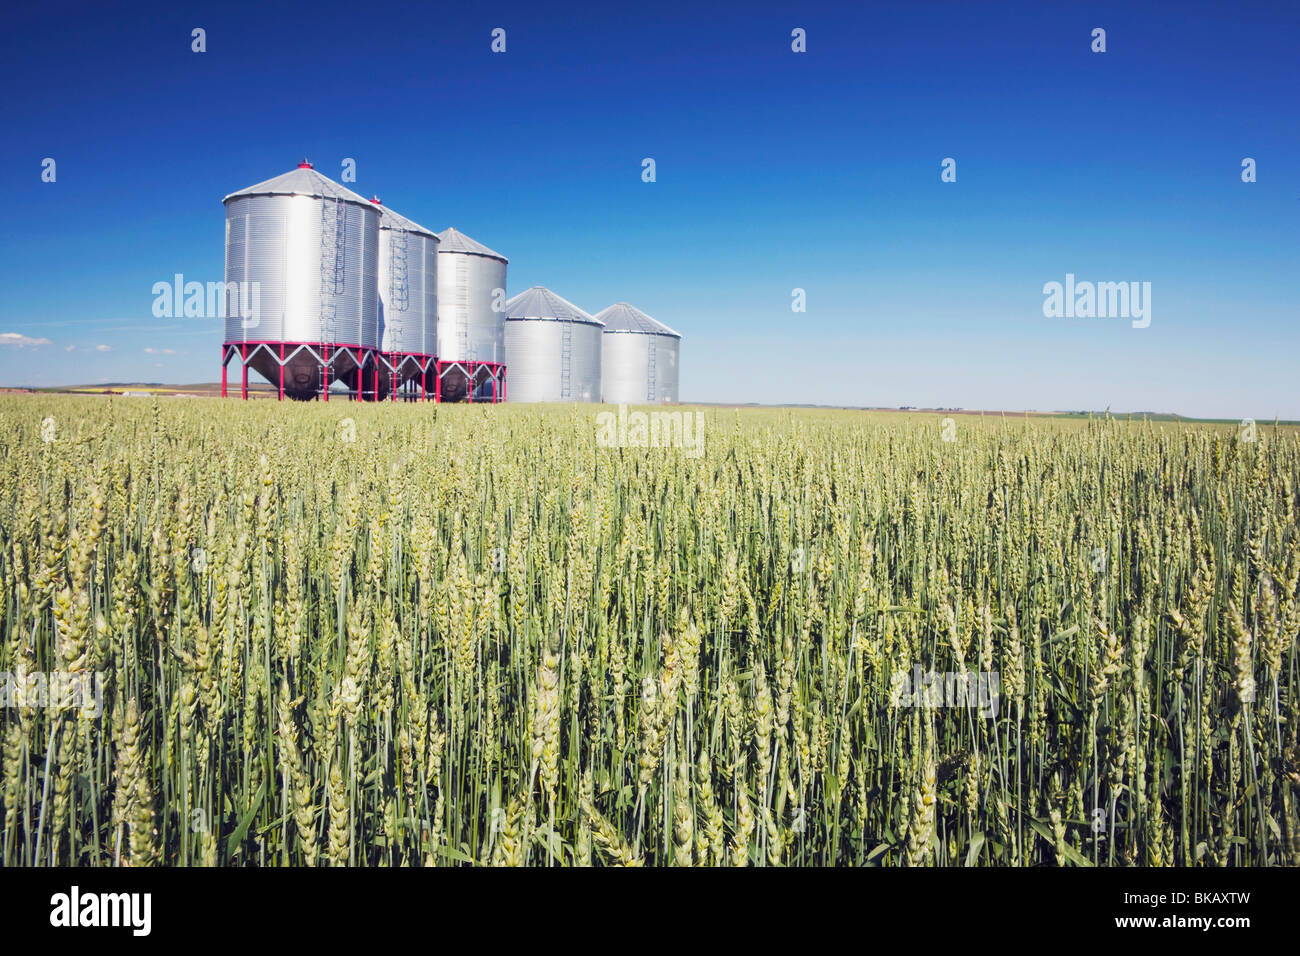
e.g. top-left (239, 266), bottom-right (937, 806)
top-left (1, 0), bottom-right (1296, 417)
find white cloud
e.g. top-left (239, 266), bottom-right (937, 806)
top-left (65, 344), bottom-right (76, 352)
top-left (144, 347), bottom-right (176, 355)
top-left (95, 344), bottom-right (112, 352)
top-left (0, 332), bottom-right (52, 348)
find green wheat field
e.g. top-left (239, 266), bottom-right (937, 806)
top-left (1, 396), bottom-right (1297, 866)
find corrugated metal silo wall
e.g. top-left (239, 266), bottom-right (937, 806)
top-left (437, 253), bottom-right (507, 362)
top-left (657, 336), bottom-right (679, 403)
top-left (599, 332), bottom-right (677, 403)
top-left (505, 319), bottom-right (603, 402)
top-left (224, 194), bottom-right (379, 348)
top-left (379, 230), bottom-right (438, 355)
top-left (601, 333), bottom-right (680, 404)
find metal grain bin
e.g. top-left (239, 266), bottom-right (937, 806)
top-left (372, 199), bottom-right (439, 356)
top-left (435, 227), bottom-right (508, 363)
top-left (223, 162), bottom-right (379, 397)
top-left (595, 302), bottom-right (681, 404)
top-left (503, 287), bottom-right (604, 403)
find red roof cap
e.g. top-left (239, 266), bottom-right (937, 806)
top-left (297, 159), bottom-right (313, 169)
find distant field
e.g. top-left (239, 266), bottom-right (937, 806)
top-left (36, 382), bottom-right (276, 399)
top-left (14, 384), bottom-right (1297, 425)
top-left (1, 395), bottom-right (1297, 866)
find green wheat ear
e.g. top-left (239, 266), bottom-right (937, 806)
top-left (0, 396), bottom-right (1295, 865)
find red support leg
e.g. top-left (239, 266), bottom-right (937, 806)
top-left (240, 344), bottom-right (248, 400)
top-left (278, 343), bottom-right (284, 401)
top-left (435, 364), bottom-right (442, 403)
top-left (323, 346), bottom-right (330, 402)
top-left (221, 347), bottom-right (228, 398)
top-left (467, 362), bottom-right (474, 404)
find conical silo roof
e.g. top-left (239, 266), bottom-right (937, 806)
top-left (436, 227), bottom-right (508, 263)
top-left (369, 199), bottom-right (439, 239)
top-left (593, 302), bottom-right (681, 338)
top-left (503, 287), bottom-right (603, 327)
top-left (223, 161), bottom-right (372, 207)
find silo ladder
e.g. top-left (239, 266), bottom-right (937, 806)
top-left (560, 321), bottom-right (572, 400)
top-left (320, 198), bottom-right (346, 295)
top-left (390, 228), bottom-right (409, 312)
top-left (456, 259), bottom-right (470, 359)
top-left (647, 340), bottom-right (657, 402)
top-left (320, 198), bottom-right (346, 344)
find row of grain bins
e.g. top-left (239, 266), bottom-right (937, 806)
top-left (220, 162), bottom-right (679, 403)
top-left (502, 292), bottom-right (679, 403)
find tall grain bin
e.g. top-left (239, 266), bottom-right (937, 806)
top-left (595, 302), bottom-right (681, 404)
top-left (503, 287), bottom-right (604, 403)
top-left (223, 161), bottom-right (379, 399)
top-left (372, 198), bottom-right (438, 398)
top-left (435, 227), bottom-right (508, 363)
